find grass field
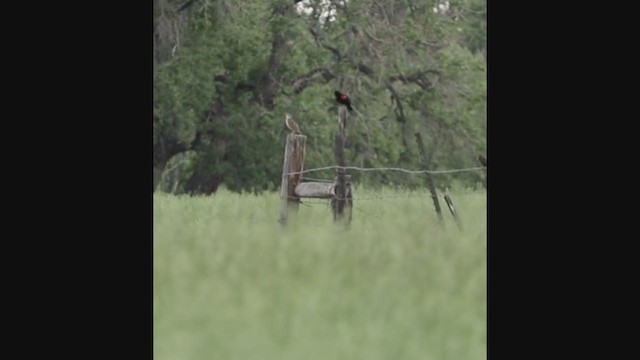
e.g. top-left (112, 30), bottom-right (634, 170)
top-left (153, 186), bottom-right (486, 360)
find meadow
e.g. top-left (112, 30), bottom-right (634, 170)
top-left (153, 186), bottom-right (486, 360)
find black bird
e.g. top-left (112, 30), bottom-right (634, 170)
top-left (478, 154), bottom-right (487, 167)
top-left (334, 90), bottom-right (353, 112)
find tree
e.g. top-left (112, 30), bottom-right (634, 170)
top-left (153, 0), bottom-right (487, 194)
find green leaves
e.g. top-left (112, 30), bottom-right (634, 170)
top-left (154, 0), bottom-right (486, 194)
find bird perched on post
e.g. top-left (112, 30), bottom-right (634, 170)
top-left (285, 113), bottom-right (301, 134)
top-left (334, 90), bottom-right (353, 112)
top-left (478, 154), bottom-right (487, 167)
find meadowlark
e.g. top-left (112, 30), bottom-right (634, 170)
top-left (285, 113), bottom-right (301, 134)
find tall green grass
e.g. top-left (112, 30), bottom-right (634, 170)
top-left (154, 186), bottom-right (486, 360)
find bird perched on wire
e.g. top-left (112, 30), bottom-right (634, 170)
top-left (478, 154), bottom-right (487, 167)
top-left (285, 113), bottom-right (301, 134)
top-left (334, 90), bottom-right (353, 112)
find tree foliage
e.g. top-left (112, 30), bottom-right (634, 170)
top-left (153, 0), bottom-right (487, 194)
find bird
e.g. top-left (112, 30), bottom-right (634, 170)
top-left (334, 90), bottom-right (353, 112)
top-left (285, 113), bottom-right (301, 134)
top-left (478, 154), bottom-right (487, 167)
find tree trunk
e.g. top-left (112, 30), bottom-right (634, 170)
top-left (183, 167), bottom-right (224, 196)
top-left (153, 131), bottom-right (188, 193)
top-left (153, 165), bottom-right (165, 192)
top-left (259, 5), bottom-right (294, 110)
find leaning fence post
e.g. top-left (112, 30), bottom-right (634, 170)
top-left (415, 132), bottom-right (444, 226)
top-left (444, 192), bottom-right (463, 230)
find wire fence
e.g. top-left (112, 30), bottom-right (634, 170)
top-left (297, 191), bottom-right (485, 227)
top-left (293, 189), bottom-right (486, 203)
top-left (280, 164), bottom-right (486, 228)
top-left (284, 164), bottom-right (486, 203)
top-left (285, 165), bottom-right (485, 176)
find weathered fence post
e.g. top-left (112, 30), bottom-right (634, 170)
top-left (279, 133), bottom-right (306, 226)
top-left (478, 154), bottom-right (487, 167)
top-left (332, 106), bottom-right (352, 225)
top-left (415, 132), bottom-right (444, 225)
top-left (478, 154), bottom-right (487, 188)
top-left (331, 174), bottom-right (352, 224)
top-left (444, 193), bottom-right (463, 230)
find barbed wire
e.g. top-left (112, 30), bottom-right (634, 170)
top-left (290, 189), bottom-right (486, 203)
top-left (347, 191), bottom-right (486, 201)
top-left (284, 165), bottom-right (485, 176)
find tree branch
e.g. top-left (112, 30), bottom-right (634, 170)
top-left (388, 70), bottom-right (440, 91)
top-left (386, 83), bottom-right (406, 124)
top-left (309, 27), bottom-right (342, 60)
top-left (153, 126), bottom-right (189, 167)
top-left (363, 25), bottom-right (389, 44)
top-left (290, 68), bottom-right (335, 94)
top-left (388, 69), bottom-right (440, 82)
top-left (357, 63), bottom-right (374, 76)
top-left (214, 75), bottom-right (257, 92)
top-left (177, 0), bottom-right (196, 12)
top-left (353, 58), bottom-right (439, 93)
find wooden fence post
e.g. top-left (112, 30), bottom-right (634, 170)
top-left (415, 132), bottom-right (444, 225)
top-left (444, 193), bottom-right (463, 230)
top-left (279, 133), bottom-right (306, 226)
top-left (333, 106), bottom-right (352, 225)
top-left (478, 154), bottom-right (487, 189)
